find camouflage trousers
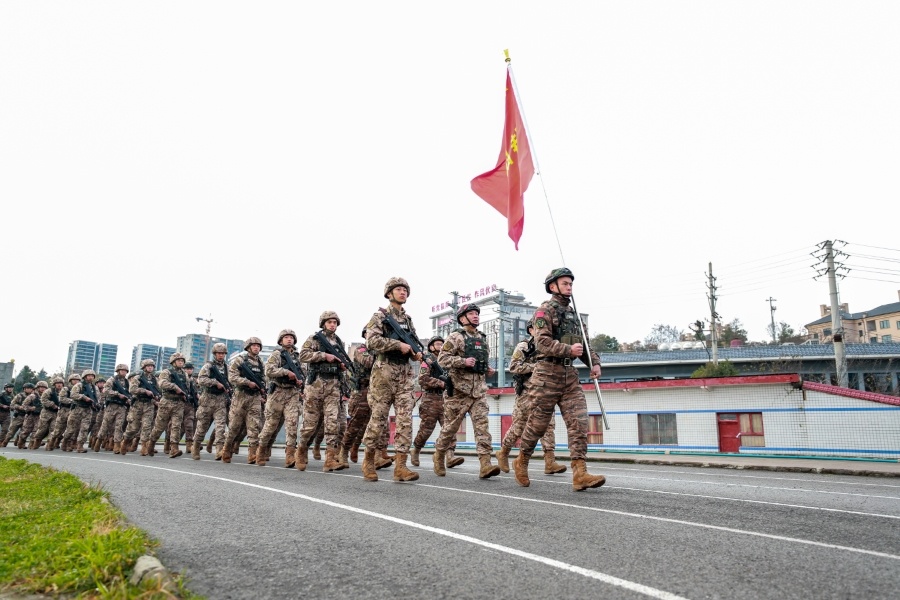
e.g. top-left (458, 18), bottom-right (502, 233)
top-left (99, 403), bottom-right (128, 444)
top-left (193, 396), bottom-right (228, 450)
top-left (150, 397), bottom-right (185, 446)
top-left (362, 362), bottom-right (415, 454)
top-left (299, 378), bottom-right (342, 449)
top-left (435, 394), bottom-right (493, 456)
top-left (167, 403), bottom-right (195, 443)
top-left (224, 393), bottom-right (262, 448)
top-left (32, 409), bottom-right (59, 445)
top-left (414, 392), bottom-right (457, 451)
top-left (501, 393), bottom-right (556, 451)
top-left (3, 414), bottom-right (25, 444)
top-left (341, 388), bottom-right (388, 450)
top-left (62, 405), bottom-right (93, 447)
top-left (50, 406), bottom-right (71, 440)
top-left (519, 364), bottom-right (589, 460)
top-left (89, 408), bottom-right (103, 437)
top-left (0, 409), bottom-right (10, 442)
top-left (124, 400), bottom-right (155, 443)
top-left (18, 413), bottom-right (40, 444)
top-left (260, 386), bottom-right (301, 448)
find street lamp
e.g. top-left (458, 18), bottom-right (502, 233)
top-left (196, 315), bottom-right (214, 362)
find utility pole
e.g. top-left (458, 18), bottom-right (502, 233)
top-left (195, 314), bottom-right (213, 364)
top-left (812, 241), bottom-right (849, 387)
top-left (497, 289), bottom-right (507, 388)
top-left (706, 262), bottom-right (719, 364)
top-left (766, 297), bottom-right (778, 344)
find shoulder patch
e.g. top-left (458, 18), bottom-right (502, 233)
top-left (535, 310), bottom-right (546, 318)
top-left (535, 317), bottom-right (547, 329)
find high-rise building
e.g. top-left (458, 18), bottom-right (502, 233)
top-left (177, 334), bottom-right (245, 367)
top-left (159, 347), bottom-right (177, 368)
top-left (131, 344), bottom-right (161, 372)
top-left (95, 343), bottom-right (118, 377)
top-left (66, 340), bottom-right (120, 377)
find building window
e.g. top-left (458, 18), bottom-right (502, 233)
top-left (739, 413), bottom-right (765, 447)
top-left (587, 415), bottom-right (604, 444)
top-left (882, 335), bottom-right (893, 343)
top-left (879, 320), bottom-right (890, 329)
top-left (638, 413), bottom-right (678, 445)
top-left (824, 328), bottom-right (832, 337)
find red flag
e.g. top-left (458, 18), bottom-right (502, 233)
top-left (471, 72), bottom-right (534, 250)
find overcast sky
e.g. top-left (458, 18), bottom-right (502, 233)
top-left (2, 2), bottom-right (899, 375)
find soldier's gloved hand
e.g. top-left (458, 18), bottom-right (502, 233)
top-left (570, 343), bottom-right (584, 358)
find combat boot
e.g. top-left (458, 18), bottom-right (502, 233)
top-left (381, 448), bottom-right (395, 463)
top-left (93, 436), bottom-right (102, 452)
top-left (361, 447), bottom-right (378, 482)
top-left (336, 446), bottom-right (349, 470)
top-left (312, 441), bottom-right (322, 461)
top-left (191, 440), bottom-right (201, 460)
top-left (284, 445), bottom-right (296, 468)
top-left (140, 441), bottom-right (150, 456)
top-left (206, 435), bottom-right (214, 454)
top-left (215, 445), bottom-right (223, 460)
top-left (120, 439), bottom-right (130, 456)
top-left (374, 449), bottom-right (393, 470)
top-left (164, 438), bottom-right (171, 455)
top-left (544, 451), bottom-right (567, 474)
top-left (393, 453), bottom-right (419, 482)
top-left (129, 438), bottom-right (139, 452)
top-left (46, 436), bottom-right (57, 451)
top-left (295, 445), bottom-right (308, 471)
top-left (232, 440), bottom-right (241, 455)
top-left (446, 449), bottom-right (465, 468)
top-left (323, 448), bottom-right (341, 472)
top-left (0, 436), bottom-right (9, 448)
top-left (76, 442), bottom-right (88, 453)
top-left (409, 446), bottom-right (420, 467)
top-left (478, 454), bottom-right (501, 479)
top-left (112, 441), bottom-right (120, 455)
top-left (433, 448), bottom-right (446, 477)
top-left (496, 446), bottom-right (511, 473)
top-left (17, 436), bottom-right (27, 450)
top-left (350, 442), bottom-right (360, 463)
top-left (248, 444), bottom-right (260, 465)
top-left (571, 459), bottom-right (606, 492)
top-left (513, 453), bottom-right (531, 487)
top-left (88, 434), bottom-right (96, 451)
top-left (169, 442), bottom-right (182, 458)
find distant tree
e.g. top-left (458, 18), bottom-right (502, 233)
top-left (766, 321), bottom-right (798, 344)
top-left (36, 368), bottom-right (48, 381)
top-left (590, 334), bottom-right (619, 353)
top-left (644, 324), bottom-right (683, 347)
top-left (720, 319), bottom-right (749, 346)
top-left (691, 361), bottom-right (740, 378)
top-left (13, 365), bottom-right (37, 393)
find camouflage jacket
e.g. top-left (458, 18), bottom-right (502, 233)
top-left (418, 353), bottom-right (445, 394)
top-left (10, 392), bottom-right (27, 413)
top-left (158, 368), bottom-right (190, 400)
top-left (103, 375), bottom-right (132, 404)
top-left (198, 359), bottom-right (230, 401)
top-left (352, 345), bottom-right (375, 389)
top-left (365, 305), bottom-right (418, 368)
top-left (40, 388), bottom-right (61, 411)
top-left (438, 328), bottom-right (489, 400)
top-left (23, 392), bottom-right (42, 413)
top-left (129, 372), bottom-right (160, 400)
top-left (70, 382), bottom-right (98, 407)
top-left (0, 391), bottom-right (12, 409)
top-left (532, 295), bottom-right (601, 368)
top-left (228, 353), bottom-right (266, 396)
top-left (266, 347), bottom-right (304, 390)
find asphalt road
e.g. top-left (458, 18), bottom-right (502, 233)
top-left (4, 446), bottom-right (899, 600)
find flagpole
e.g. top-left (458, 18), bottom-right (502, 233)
top-left (503, 49), bottom-right (566, 266)
top-left (504, 50), bottom-right (609, 430)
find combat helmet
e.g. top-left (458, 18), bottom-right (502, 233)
top-left (51, 377), bottom-right (65, 385)
top-left (24, 382), bottom-right (35, 389)
top-left (544, 267), bottom-right (575, 293)
top-left (115, 363), bottom-right (129, 372)
top-left (427, 335), bottom-right (444, 352)
top-left (211, 342), bottom-right (228, 354)
top-left (244, 337), bottom-right (263, 351)
top-left (68, 373), bottom-right (82, 382)
top-left (140, 359), bottom-right (156, 369)
top-left (35, 380), bottom-right (48, 389)
top-left (361, 326), bottom-right (368, 338)
top-left (319, 311), bottom-right (341, 328)
top-left (81, 369), bottom-right (96, 379)
top-left (456, 303), bottom-right (480, 324)
top-left (3, 382), bottom-right (12, 389)
top-left (169, 352), bottom-right (185, 365)
top-left (383, 276), bottom-right (410, 299)
top-left (278, 328), bottom-right (297, 345)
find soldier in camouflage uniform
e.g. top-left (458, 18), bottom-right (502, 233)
top-left (258, 329), bottom-right (304, 468)
top-left (2, 382), bottom-right (33, 448)
top-left (100, 364), bottom-right (131, 454)
top-left (31, 378), bottom-right (65, 449)
top-left (515, 268), bottom-right (606, 492)
top-left (193, 343), bottom-right (232, 460)
top-left (123, 359), bottom-right (160, 456)
top-left (496, 320), bottom-right (566, 475)
top-left (167, 363), bottom-right (198, 453)
top-left (47, 374), bottom-right (79, 451)
top-left (88, 378), bottom-right (106, 451)
top-left (149, 352), bottom-right (191, 458)
top-left (434, 304), bottom-right (501, 479)
top-left (297, 312), bottom-right (349, 472)
top-left (62, 370), bottom-right (99, 453)
top-left (222, 337), bottom-right (266, 464)
top-left (412, 336), bottom-right (461, 468)
top-left (360, 277), bottom-right (421, 483)
top-left (17, 381), bottom-right (46, 449)
top-left (0, 383), bottom-right (13, 443)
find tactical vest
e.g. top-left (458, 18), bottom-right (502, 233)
top-left (309, 335), bottom-right (341, 376)
top-left (109, 377), bottom-right (130, 404)
top-left (457, 329), bottom-right (489, 374)
top-left (354, 347), bottom-right (373, 386)
top-left (47, 389), bottom-right (60, 411)
top-left (0, 391), bottom-right (11, 408)
top-left (207, 362), bottom-right (230, 394)
top-left (76, 383), bottom-right (96, 408)
top-left (139, 373), bottom-right (160, 399)
top-left (60, 388), bottom-right (74, 407)
top-left (382, 314), bottom-right (412, 363)
top-left (549, 300), bottom-right (583, 345)
top-left (169, 369), bottom-right (189, 398)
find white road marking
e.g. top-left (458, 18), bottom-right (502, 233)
top-left (598, 465), bottom-right (900, 489)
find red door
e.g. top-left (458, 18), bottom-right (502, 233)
top-left (717, 413), bottom-right (741, 453)
top-left (500, 415), bottom-right (513, 443)
top-left (388, 416), bottom-right (396, 445)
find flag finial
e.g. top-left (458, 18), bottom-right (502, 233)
top-left (503, 49), bottom-right (511, 63)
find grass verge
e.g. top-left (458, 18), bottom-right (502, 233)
top-left (0, 456), bottom-right (201, 599)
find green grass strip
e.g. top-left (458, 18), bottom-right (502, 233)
top-left (0, 456), bottom-right (201, 599)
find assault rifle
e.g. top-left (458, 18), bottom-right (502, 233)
top-left (423, 354), bottom-right (454, 398)
top-left (111, 378), bottom-right (131, 405)
top-left (209, 362), bottom-right (233, 397)
top-left (512, 339), bottom-right (537, 396)
top-left (380, 309), bottom-right (425, 360)
top-left (312, 331), bottom-right (356, 396)
top-left (139, 374), bottom-right (161, 401)
top-left (238, 358), bottom-right (267, 401)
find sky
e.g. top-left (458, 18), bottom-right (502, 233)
top-left (2, 1), bottom-right (899, 375)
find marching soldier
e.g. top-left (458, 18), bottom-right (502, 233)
top-left (193, 343), bottom-right (232, 460)
top-left (47, 374), bottom-right (79, 451)
top-left (167, 363), bottom-right (198, 453)
top-left (2, 382), bottom-right (33, 448)
top-left (433, 304), bottom-right (501, 479)
top-left (31, 378), bottom-right (65, 449)
top-left (258, 329), bottom-right (304, 468)
top-left (496, 320), bottom-right (566, 475)
top-left (297, 312), bottom-right (349, 472)
top-left (17, 381), bottom-right (46, 449)
top-left (100, 364), bottom-right (131, 454)
top-left (149, 352), bottom-right (191, 458)
top-left (0, 382), bottom-right (13, 443)
top-left (412, 336), bottom-right (462, 468)
top-left (222, 337), bottom-right (266, 464)
top-left (122, 359), bottom-right (160, 456)
top-left (359, 277), bottom-right (421, 483)
top-left (514, 268), bottom-right (606, 491)
top-left (89, 378), bottom-right (107, 451)
top-left (62, 370), bottom-right (99, 453)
